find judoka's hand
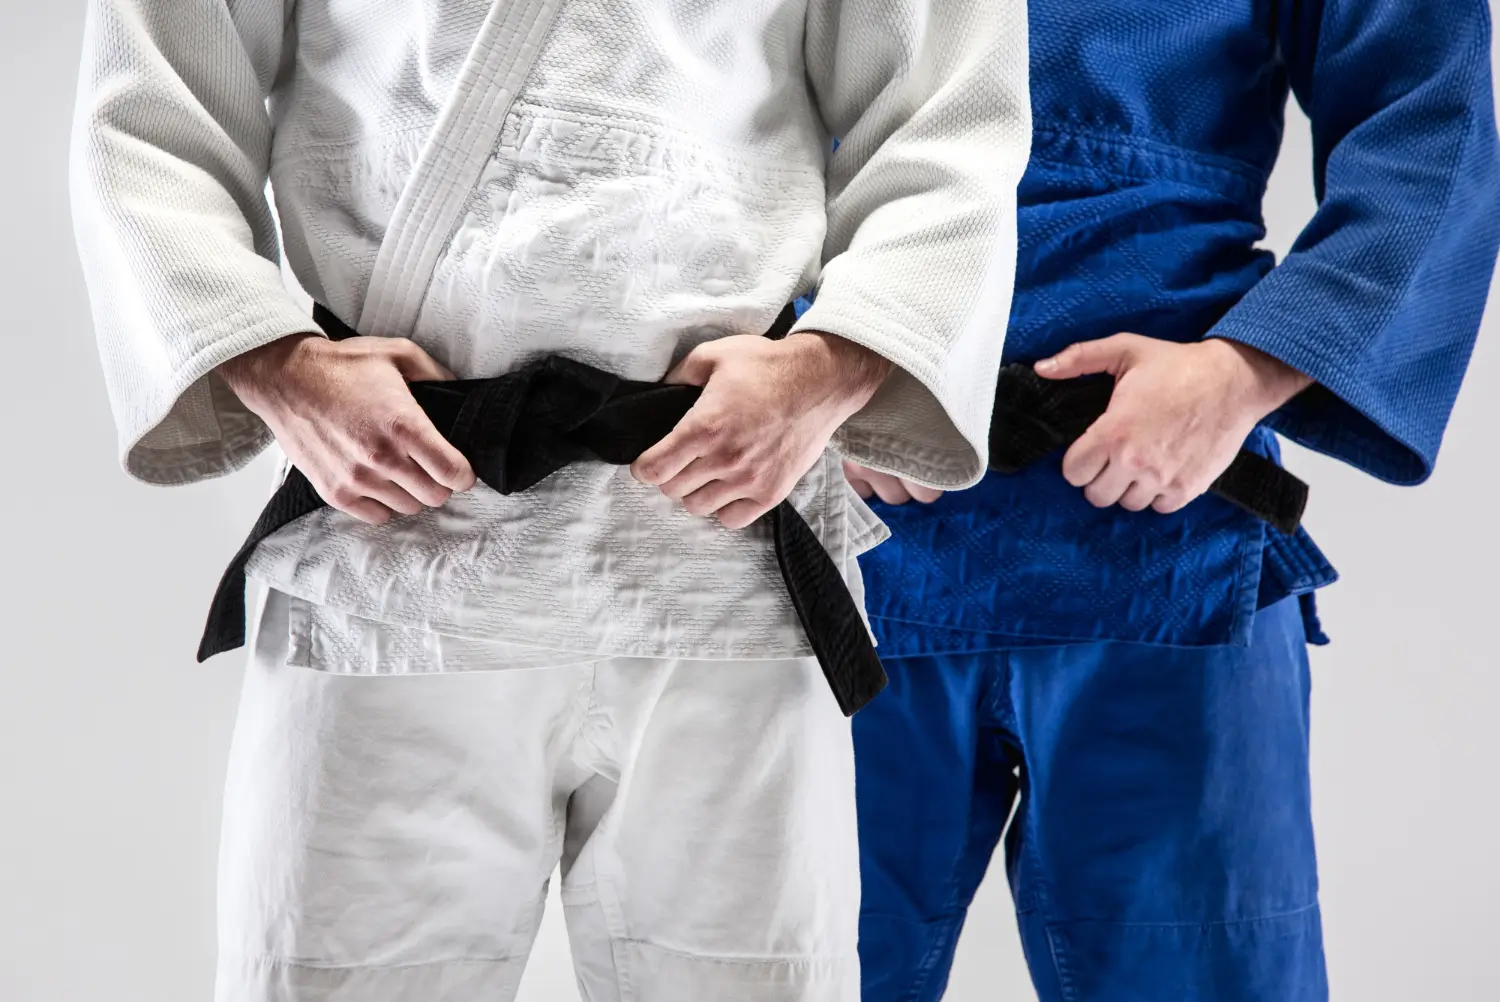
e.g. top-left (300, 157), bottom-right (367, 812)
top-left (1035, 334), bottom-right (1311, 514)
top-left (631, 332), bottom-right (891, 529)
top-left (218, 333), bottom-right (477, 525)
top-left (841, 461), bottom-right (944, 505)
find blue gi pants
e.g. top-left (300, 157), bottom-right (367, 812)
top-left (855, 596), bottom-right (1327, 1002)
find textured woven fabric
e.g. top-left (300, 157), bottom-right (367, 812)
top-left (220, 589), bottom-right (861, 1002)
top-left (989, 365), bottom-right (1308, 534)
top-left (860, 0), bottom-right (1500, 652)
top-left (856, 598), bottom-right (1325, 1002)
top-left (70, 0), bottom-right (1030, 659)
top-left (201, 306), bottom-right (888, 716)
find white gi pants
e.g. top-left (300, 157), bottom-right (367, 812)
top-left (214, 589), bottom-right (861, 1002)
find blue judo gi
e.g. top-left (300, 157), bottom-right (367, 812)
top-left (845, 2), bottom-right (1500, 1000)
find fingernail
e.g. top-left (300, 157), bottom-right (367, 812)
top-left (1036, 357), bottom-right (1058, 372)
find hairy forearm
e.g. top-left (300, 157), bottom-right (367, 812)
top-left (216, 332), bottom-right (324, 410)
top-left (781, 330), bottom-right (894, 420)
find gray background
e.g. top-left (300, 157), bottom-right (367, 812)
top-left (2, 4), bottom-right (1496, 1000)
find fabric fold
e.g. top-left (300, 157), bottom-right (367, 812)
top-left (199, 305), bottom-right (887, 717)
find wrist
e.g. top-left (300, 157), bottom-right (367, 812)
top-left (217, 331), bottom-right (322, 407)
top-left (785, 330), bottom-right (893, 415)
top-left (1210, 337), bottom-right (1314, 415)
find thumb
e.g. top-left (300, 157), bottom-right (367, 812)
top-left (384, 338), bottom-right (458, 382)
top-left (1034, 334), bottom-right (1138, 380)
top-left (663, 343), bottom-right (719, 387)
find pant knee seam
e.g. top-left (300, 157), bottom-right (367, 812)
top-left (1046, 900), bottom-right (1322, 932)
top-left (223, 954), bottom-right (526, 972)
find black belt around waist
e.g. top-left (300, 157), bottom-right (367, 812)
top-left (988, 364), bottom-right (1309, 535)
top-left (197, 304), bottom-right (889, 717)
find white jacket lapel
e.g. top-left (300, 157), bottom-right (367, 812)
top-left (358, 0), bottom-right (563, 338)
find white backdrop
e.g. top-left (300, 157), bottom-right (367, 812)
top-left (1, 5), bottom-right (1496, 1000)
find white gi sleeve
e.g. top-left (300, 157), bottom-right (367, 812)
top-left (70, 0), bottom-right (312, 485)
top-left (798, 0), bottom-right (1031, 489)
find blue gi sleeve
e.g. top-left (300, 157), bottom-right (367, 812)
top-left (1207, 0), bottom-right (1500, 484)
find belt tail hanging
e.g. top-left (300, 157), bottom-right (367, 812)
top-left (198, 304), bottom-right (886, 717)
top-left (196, 468), bottom-right (325, 663)
top-left (771, 504), bottom-right (887, 715)
top-left (990, 364), bottom-right (1309, 534)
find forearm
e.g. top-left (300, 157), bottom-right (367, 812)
top-left (215, 332), bottom-right (326, 415)
top-left (783, 332), bottom-right (895, 425)
top-left (1212, 0), bottom-right (1500, 484)
top-left (1212, 340), bottom-right (1315, 418)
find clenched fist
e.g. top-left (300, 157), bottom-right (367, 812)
top-left (631, 331), bottom-right (892, 529)
top-left (218, 332), bottom-right (477, 524)
top-left (1035, 334), bottom-right (1312, 514)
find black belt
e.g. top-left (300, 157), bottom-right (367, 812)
top-left (989, 364), bottom-right (1309, 534)
top-left (197, 304), bottom-right (888, 717)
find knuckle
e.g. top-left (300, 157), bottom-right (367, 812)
top-left (754, 477), bottom-right (791, 506)
top-left (1120, 450), bottom-right (1162, 483)
top-left (1144, 461), bottom-right (1172, 486)
top-left (1094, 427), bottom-right (1125, 455)
top-left (717, 443), bottom-right (749, 470)
top-left (362, 438), bottom-right (402, 469)
top-left (1105, 423), bottom-right (1136, 451)
top-left (742, 477), bottom-right (774, 501)
top-left (381, 412), bottom-right (417, 442)
top-left (721, 461), bottom-right (756, 488)
top-left (693, 418), bottom-right (728, 447)
top-left (327, 484), bottom-right (360, 507)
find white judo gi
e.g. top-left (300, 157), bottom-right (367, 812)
top-left (71, 0), bottom-right (1030, 998)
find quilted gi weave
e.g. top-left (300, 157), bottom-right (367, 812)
top-left (860, 0), bottom-right (1500, 652)
top-left (70, 0), bottom-right (1030, 659)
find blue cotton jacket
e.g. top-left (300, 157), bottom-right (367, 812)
top-left (853, 0), bottom-right (1500, 655)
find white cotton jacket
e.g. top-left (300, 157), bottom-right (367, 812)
top-left (71, 0), bottom-right (1030, 659)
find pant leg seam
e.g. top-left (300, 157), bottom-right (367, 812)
top-left (903, 915), bottom-right (966, 1002)
top-left (1041, 901), bottom-right (1325, 1002)
top-left (224, 955), bottom-right (527, 972)
top-left (608, 936), bottom-right (858, 968)
top-left (945, 651), bottom-right (1013, 916)
top-left (1046, 900), bottom-right (1322, 931)
top-left (860, 909), bottom-right (965, 921)
top-left (1044, 924), bottom-right (1080, 1002)
top-left (895, 657), bottom-right (1003, 1002)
